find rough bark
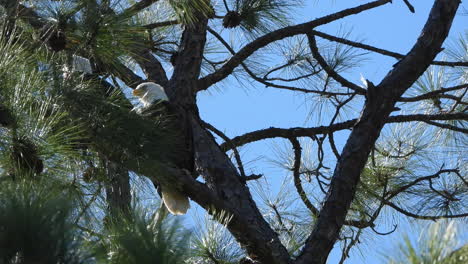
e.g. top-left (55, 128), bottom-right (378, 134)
top-left (190, 116), bottom-right (291, 264)
top-left (295, 1), bottom-right (460, 263)
top-left (166, 13), bottom-right (292, 263)
top-left (5, 0), bottom-right (462, 263)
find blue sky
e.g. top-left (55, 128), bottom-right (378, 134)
top-left (194, 1), bottom-right (467, 263)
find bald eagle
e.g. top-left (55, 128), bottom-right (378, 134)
top-left (132, 82), bottom-right (169, 107)
top-left (132, 82), bottom-right (190, 215)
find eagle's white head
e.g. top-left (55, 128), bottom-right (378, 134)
top-left (132, 82), bottom-right (169, 107)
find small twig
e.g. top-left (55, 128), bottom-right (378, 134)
top-left (271, 204), bottom-right (294, 236)
top-left (222, 0), bottom-right (230, 11)
top-left (385, 168), bottom-right (458, 200)
top-left (143, 20), bottom-right (179, 29)
top-left (328, 132), bottom-right (341, 160)
top-left (403, 0), bottom-right (415, 13)
top-left (384, 199), bottom-right (468, 220)
top-left (201, 120), bottom-right (247, 179)
top-left (289, 137), bottom-right (319, 216)
top-left (423, 120), bottom-right (468, 134)
top-left (400, 83), bottom-right (468, 102)
top-left (428, 179), bottom-right (460, 202)
top-left (339, 229), bottom-right (363, 264)
top-left (307, 33), bottom-right (365, 93)
top-left (371, 224), bottom-right (397, 235)
top-left (243, 174), bottom-right (263, 181)
top-left (312, 30), bottom-right (468, 67)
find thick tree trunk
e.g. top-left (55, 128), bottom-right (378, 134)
top-left (21, 0), bottom-right (459, 263)
top-left (190, 115), bottom-right (292, 264)
top-left (165, 11), bottom-right (292, 263)
top-left (296, 1), bottom-right (460, 263)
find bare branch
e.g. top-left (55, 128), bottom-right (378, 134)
top-left (403, 0), bottom-right (416, 13)
top-left (221, 113), bottom-right (468, 150)
top-left (339, 229), bottom-right (363, 264)
top-left (423, 120), bottom-right (468, 133)
top-left (400, 83), bottom-right (468, 102)
top-left (206, 27), bottom-right (342, 97)
top-left (383, 199), bottom-right (468, 220)
top-left (386, 169), bottom-right (459, 200)
top-left (307, 34), bottom-right (365, 93)
top-left (289, 138), bottom-right (320, 216)
top-left (312, 30), bottom-right (468, 67)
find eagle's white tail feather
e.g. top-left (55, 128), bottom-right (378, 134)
top-left (162, 189), bottom-right (190, 215)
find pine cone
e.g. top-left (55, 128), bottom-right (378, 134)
top-left (40, 26), bottom-right (67, 52)
top-left (223, 11), bottom-right (242, 28)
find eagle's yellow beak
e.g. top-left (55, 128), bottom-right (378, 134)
top-left (133, 89), bottom-right (144, 97)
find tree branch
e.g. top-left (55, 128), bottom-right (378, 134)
top-left (295, 1), bottom-right (460, 263)
top-left (165, 12), bottom-right (292, 264)
top-left (403, 0), bottom-right (416, 13)
top-left (307, 34), bottom-right (365, 93)
top-left (382, 199), bottom-right (468, 220)
top-left (197, 0), bottom-right (392, 90)
top-left (312, 30), bottom-right (468, 67)
top-left (143, 20), bottom-right (179, 29)
top-left (289, 138), bottom-right (320, 216)
top-left (133, 49), bottom-right (169, 87)
top-left (400, 83), bottom-right (468, 102)
top-left (423, 120), bottom-right (468, 133)
top-left (189, 116), bottom-right (291, 264)
top-left (385, 169), bottom-right (459, 200)
top-left (221, 113), bottom-right (468, 150)
top-left (119, 0), bottom-right (160, 18)
top-left (201, 120), bottom-right (247, 179)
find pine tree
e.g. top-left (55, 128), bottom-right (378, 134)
top-left (0, 1), bottom-right (466, 263)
